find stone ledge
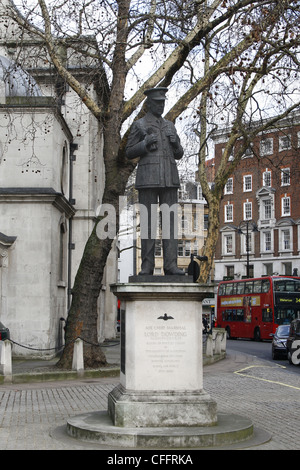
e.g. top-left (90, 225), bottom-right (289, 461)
top-left (66, 411), bottom-right (263, 449)
top-left (108, 383), bottom-right (217, 427)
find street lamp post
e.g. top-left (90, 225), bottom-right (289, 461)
top-left (237, 221), bottom-right (259, 278)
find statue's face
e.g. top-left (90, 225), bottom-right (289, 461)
top-left (147, 98), bottom-right (165, 117)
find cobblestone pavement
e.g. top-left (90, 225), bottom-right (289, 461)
top-left (0, 351), bottom-right (299, 451)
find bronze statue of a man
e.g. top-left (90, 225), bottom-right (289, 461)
top-left (126, 87), bottom-right (185, 276)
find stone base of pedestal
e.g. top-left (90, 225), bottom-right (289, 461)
top-left (108, 383), bottom-right (217, 428)
top-left (66, 411), bottom-right (272, 449)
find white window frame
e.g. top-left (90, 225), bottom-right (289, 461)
top-left (262, 230), bottom-right (273, 253)
top-left (260, 137), bottom-right (273, 156)
top-left (263, 170), bottom-right (272, 187)
top-left (281, 168), bottom-right (290, 186)
top-left (279, 134), bottom-right (291, 152)
top-left (225, 203), bottom-right (233, 222)
top-left (243, 175), bottom-right (252, 192)
top-left (224, 234), bottom-right (233, 255)
top-left (280, 228), bottom-right (292, 252)
top-left (263, 199), bottom-right (272, 220)
top-left (281, 196), bottom-right (291, 217)
top-left (224, 178), bottom-right (233, 195)
top-left (243, 201), bottom-right (252, 220)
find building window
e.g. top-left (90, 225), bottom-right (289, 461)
top-left (226, 266), bottom-right (235, 278)
top-left (225, 178), bottom-right (233, 194)
top-left (192, 241), bottom-right (198, 255)
top-left (243, 201), bottom-right (252, 220)
top-left (59, 218), bottom-right (67, 282)
top-left (185, 240), bottom-right (191, 257)
top-left (281, 168), bottom-right (290, 186)
top-left (264, 263), bottom-right (273, 276)
top-left (282, 262), bottom-right (292, 276)
top-left (181, 214), bottom-right (188, 232)
top-left (263, 170), bottom-right (271, 187)
top-left (282, 230), bottom-right (291, 250)
top-left (263, 231), bottom-right (272, 252)
top-left (263, 199), bottom-right (272, 220)
top-left (243, 175), bottom-right (252, 192)
top-left (279, 135), bottom-right (291, 152)
top-left (260, 137), bottom-right (273, 156)
top-left (281, 196), bottom-right (291, 216)
top-left (247, 265), bottom-right (254, 278)
top-left (178, 240), bottom-right (184, 257)
top-left (177, 240), bottom-right (192, 257)
top-left (225, 203), bottom-right (233, 222)
top-left (224, 234), bottom-right (233, 254)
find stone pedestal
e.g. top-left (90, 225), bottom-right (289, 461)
top-left (108, 281), bottom-right (217, 427)
top-left (66, 279), bottom-right (269, 448)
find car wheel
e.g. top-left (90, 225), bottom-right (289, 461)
top-left (287, 350), bottom-right (293, 365)
top-left (272, 349), bottom-right (278, 360)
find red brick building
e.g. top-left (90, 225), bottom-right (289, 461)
top-left (213, 112), bottom-right (300, 281)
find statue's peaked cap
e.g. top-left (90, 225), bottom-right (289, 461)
top-left (144, 87), bottom-right (168, 100)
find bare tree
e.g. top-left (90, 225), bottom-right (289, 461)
top-left (5, 0), bottom-right (300, 367)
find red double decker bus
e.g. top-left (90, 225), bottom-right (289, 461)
top-left (216, 276), bottom-right (300, 341)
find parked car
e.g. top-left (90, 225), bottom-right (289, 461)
top-left (271, 324), bottom-right (290, 360)
top-left (0, 322), bottom-right (10, 341)
top-left (287, 319), bottom-right (300, 365)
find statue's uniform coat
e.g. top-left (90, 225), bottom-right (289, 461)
top-left (126, 113), bottom-right (183, 188)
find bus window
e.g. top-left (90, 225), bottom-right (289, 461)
top-left (285, 280), bottom-right (300, 292)
top-left (253, 280), bottom-right (262, 293)
top-left (285, 281), bottom-right (295, 292)
top-left (245, 281), bottom-right (253, 294)
top-left (225, 283), bottom-right (234, 295)
top-left (274, 279), bottom-right (300, 292)
top-left (274, 280), bottom-right (285, 291)
top-left (223, 310), bottom-right (231, 321)
top-left (236, 309), bottom-right (244, 322)
top-left (237, 282), bottom-right (245, 294)
top-left (262, 308), bottom-right (272, 322)
top-left (262, 279), bottom-right (270, 292)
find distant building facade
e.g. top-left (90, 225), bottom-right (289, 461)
top-left (213, 112), bottom-right (300, 281)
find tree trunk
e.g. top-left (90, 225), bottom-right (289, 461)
top-left (198, 196), bottom-right (220, 284)
top-left (57, 223), bottom-right (113, 369)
